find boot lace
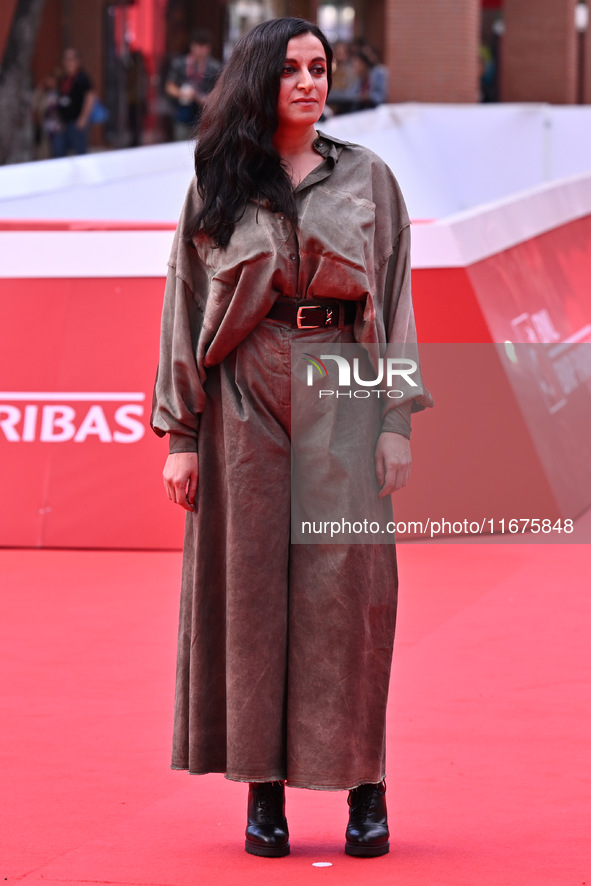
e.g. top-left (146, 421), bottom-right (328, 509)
top-left (255, 780), bottom-right (284, 824)
top-left (348, 780), bottom-right (385, 818)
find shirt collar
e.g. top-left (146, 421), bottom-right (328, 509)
top-left (313, 129), bottom-right (351, 163)
top-left (295, 129), bottom-right (350, 192)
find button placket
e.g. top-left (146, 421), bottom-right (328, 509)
top-left (280, 224), bottom-right (299, 295)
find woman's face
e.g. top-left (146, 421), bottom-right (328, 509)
top-left (276, 33), bottom-right (328, 130)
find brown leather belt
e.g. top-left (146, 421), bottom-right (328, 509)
top-left (267, 298), bottom-right (357, 329)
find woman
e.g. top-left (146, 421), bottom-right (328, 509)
top-left (151, 17), bottom-right (431, 859)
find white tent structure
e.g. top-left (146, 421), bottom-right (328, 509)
top-left (1, 104), bottom-right (590, 548)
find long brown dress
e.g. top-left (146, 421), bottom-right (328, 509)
top-left (151, 132), bottom-right (432, 789)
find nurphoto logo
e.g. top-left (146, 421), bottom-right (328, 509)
top-left (303, 354), bottom-right (418, 399)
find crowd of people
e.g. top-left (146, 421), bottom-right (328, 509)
top-left (20, 23), bottom-right (504, 163)
top-left (159, 31), bottom-right (389, 139)
top-left (26, 30), bottom-right (390, 160)
top-left (31, 45), bottom-right (147, 160)
top-left (31, 48), bottom-right (96, 159)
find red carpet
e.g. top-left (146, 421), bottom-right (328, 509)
top-left (1, 530), bottom-right (590, 885)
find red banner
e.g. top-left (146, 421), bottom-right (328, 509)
top-left (2, 200), bottom-right (590, 548)
top-left (0, 276), bottom-right (184, 549)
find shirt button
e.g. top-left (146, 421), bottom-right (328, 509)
top-left (289, 252), bottom-right (297, 261)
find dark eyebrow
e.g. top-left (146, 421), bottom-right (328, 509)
top-left (283, 56), bottom-right (326, 64)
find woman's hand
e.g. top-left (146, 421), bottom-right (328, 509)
top-left (375, 432), bottom-right (411, 497)
top-left (163, 452), bottom-right (199, 511)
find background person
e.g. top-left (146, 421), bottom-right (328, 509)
top-left (165, 29), bottom-right (221, 141)
top-left (122, 45), bottom-right (148, 147)
top-left (151, 16), bottom-right (431, 860)
top-left (364, 44), bottom-right (389, 104)
top-left (349, 50), bottom-right (388, 111)
top-left (50, 48), bottom-right (95, 157)
top-left (31, 70), bottom-right (61, 159)
top-left (326, 39), bottom-right (355, 115)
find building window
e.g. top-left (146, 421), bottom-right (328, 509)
top-left (226, 0), bottom-right (282, 58)
top-left (318, 2), bottom-right (355, 43)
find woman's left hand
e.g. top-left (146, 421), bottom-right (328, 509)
top-left (375, 432), bottom-right (411, 497)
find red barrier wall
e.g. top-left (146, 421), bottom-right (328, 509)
top-left (1, 277), bottom-right (184, 549)
top-left (2, 202), bottom-right (590, 548)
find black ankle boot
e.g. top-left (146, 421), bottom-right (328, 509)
top-left (245, 780), bottom-right (290, 857)
top-left (345, 779), bottom-right (389, 857)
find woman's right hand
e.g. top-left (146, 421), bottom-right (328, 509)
top-left (163, 452), bottom-right (199, 511)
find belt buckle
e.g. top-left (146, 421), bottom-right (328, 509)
top-left (296, 304), bottom-right (322, 329)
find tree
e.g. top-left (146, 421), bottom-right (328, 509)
top-left (0, 0), bottom-right (46, 164)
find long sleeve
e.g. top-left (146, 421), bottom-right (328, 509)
top-left (377, 222), bottom-right (433, 437)
top-left (150, 226), bottom-right (209, 454)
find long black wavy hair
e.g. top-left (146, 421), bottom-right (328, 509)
top-left (190, 18), bottom-right (333, 247)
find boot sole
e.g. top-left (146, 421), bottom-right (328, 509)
top-left (345, 841), bottom-right (389, 857)
top-left (245, 839), bottom-right (290, 857)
